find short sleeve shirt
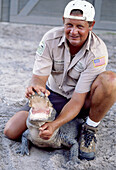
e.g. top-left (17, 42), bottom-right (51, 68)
top-left (33, 27), bottom-right (108, 99)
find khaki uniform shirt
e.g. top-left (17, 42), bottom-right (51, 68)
top-left (33, 27), bottom-right (108, 99)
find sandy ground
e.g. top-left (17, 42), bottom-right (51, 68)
top-left (0, 22), bottom-right (116, 170)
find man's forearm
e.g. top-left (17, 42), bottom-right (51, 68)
top-left (30, 74), bottom-right (48, 88)
top-left (38, 92), bottom-right (87, 140)
top-left (52, 92), bottom-right (87, 130)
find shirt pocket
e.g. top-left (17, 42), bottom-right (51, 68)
top-left (67, 63), bottom-right (85, 86)
top-left (67, 68), bottom-right (80, 87)
top-left (52, 60), bottom-right (64, 73)
top-left (69, 63), bottom-right (85, 79)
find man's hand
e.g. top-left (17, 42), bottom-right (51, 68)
top-left (39, 122), bottom-right (56, 140)
top-left (25, 74), bottom-right (50, 98)
top-left (25, 85), bottom-right (50, 98)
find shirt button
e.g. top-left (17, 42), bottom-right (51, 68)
top-left (59, 85), bottom-right (62, 89)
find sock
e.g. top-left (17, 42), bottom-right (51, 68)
top-left (86, 117), bottom-right (100, 127)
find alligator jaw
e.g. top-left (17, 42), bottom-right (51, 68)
top-left (29, 107), bottom-right (53, 122)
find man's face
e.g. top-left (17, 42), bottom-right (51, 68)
top-left (63, 17), bottom-right (94, 47)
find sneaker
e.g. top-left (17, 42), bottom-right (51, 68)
top-left (78, 123), bottom-right (98, 161)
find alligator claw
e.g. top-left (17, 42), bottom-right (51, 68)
top-left (16, 145), bottom-right (30, 156)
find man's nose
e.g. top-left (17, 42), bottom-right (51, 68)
top-left (70, 27), bottom-right (78, 35)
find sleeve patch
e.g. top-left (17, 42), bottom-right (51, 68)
top-left (36, 41), bottom-right (46, 56)
top-left (93, 56), bottom-right (106, 67)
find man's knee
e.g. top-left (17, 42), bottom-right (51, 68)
top-left (4, 122), bottom-right (24, 140)
top-left (91, 71), bottom-right (116, 96)
top-left (4, 111), bottom-right (28, 140)
top-left (4, 123), bottom-right (15, 139)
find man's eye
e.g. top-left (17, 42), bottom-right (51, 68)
top-left (66, 24), bottom-right (72, 27)
top-left (78, 25), bottom-right (84, 29)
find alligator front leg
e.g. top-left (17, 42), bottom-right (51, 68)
top-left (69, 141), bottom-right (80, 163)
top-left (16, 130), bottom-right (30, 156)
top-left (61, 133), bottom-right (80, 163)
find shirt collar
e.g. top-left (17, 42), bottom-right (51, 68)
top-left (58, 33), bottom-right (65, 47)
top-left (85, 31), bottom-right (92, 51)
top-left (58, 31), bottom-right (92, 51)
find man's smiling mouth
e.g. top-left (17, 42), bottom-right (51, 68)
top-left (69, 35), bottom-right (80, 39)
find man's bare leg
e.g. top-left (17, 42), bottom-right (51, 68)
top-left (89, 71), bottom-right (116, 122)
top-left (79, 71), bottom-right (116, 160)
top-left (4, 111), bottom-right (28, 140)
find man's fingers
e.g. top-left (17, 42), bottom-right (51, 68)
top-left (40, 136), bottom-right (50, 140)
top-left (45, 89), bottom-right (50, 96)
top-left (39, 123), bottom-right (53, 140)
top-left (39, 129), bottom-right (49, 135)
top-left (39, 123), bottom-right (48, 133)
top-left (35, 87), bottom-right (50, 96)
top-left (25, 85), bottom-right (50, 98)
top-left (25, 86), bottom-right (43, 98)
top-left (39, 130), bottom-right (51, 140)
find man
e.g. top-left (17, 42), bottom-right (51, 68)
top-left (4, 0), bottom-right (116, 161)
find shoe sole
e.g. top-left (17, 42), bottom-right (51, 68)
top-left (78, 155), bottom-right (95, 161)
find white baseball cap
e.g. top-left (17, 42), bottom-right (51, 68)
top-left (64, 0), bottom-right (95, 21)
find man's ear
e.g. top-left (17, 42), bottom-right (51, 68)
top-left (62, 16), bottom-right (65, 24)
top-left (89, 20), bottom-right (95, 31)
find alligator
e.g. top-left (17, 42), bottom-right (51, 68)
top-left (17, 92), bottom-right (83, 162)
